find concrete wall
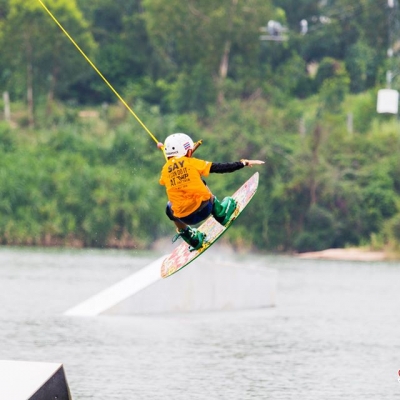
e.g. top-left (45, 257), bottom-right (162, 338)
top-left (107, 261), bottom-right (276, 314)
top-left (0, 360), bottom-right (72, 400)
top-left (65, 254), bottom-right (277, 316)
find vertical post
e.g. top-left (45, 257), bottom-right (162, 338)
top-left (347, 113), bottom-right (353, 134)
top-left (299, 117), bottom-right (306, 137)
top-left (3, 92), bottom-right (10, 122)
top-left (27, 61), bottom-right (34, 128)
top-left (25, 31), bottom-right (35, 129)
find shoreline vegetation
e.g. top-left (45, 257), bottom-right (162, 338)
top-left (2, 109), bottom-right (400, 255)
top-left (0, 238), bottom-right (395, 262)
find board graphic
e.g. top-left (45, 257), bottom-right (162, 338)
top-left (161, 172), bottom-right (259, 278)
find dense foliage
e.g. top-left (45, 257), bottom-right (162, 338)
top-left (1, 0), bottom-right (400, 252)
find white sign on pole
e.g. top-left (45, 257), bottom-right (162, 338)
top-left (377, 89), bottom-right (399, 114)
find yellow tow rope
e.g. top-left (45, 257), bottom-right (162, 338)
top-left (36, 0), bottom-right (166, 159)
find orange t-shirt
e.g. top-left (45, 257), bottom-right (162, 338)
top-left (159, 156), bottom-right (213, 218)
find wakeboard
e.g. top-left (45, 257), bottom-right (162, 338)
top-left (161, 172), bottom-right (259, 278)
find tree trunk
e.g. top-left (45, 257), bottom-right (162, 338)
top-left (217, 40), bottom-right (231, 105)
top-left (27, 62), bottom-right (34, 128)
top-left (3, 92), bottom-right (10, 122)
top-left (216, 0), bottom-right (238, 106)
top-left (26, 36), bottom-right (34, 128)
top-left (47, 65), bottom-right (60, 115)
top-left (310, 123), bottom-right (322, 205)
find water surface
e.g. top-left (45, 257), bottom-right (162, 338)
top-left (0, 247), bottom-right (399, 399)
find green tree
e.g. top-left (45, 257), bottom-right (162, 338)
top-left (318, 59), bottom-right (350, 113)
top-left (143, 0), bottom-right (277, 108)
top-left (345, 40), bottom-right (378, 93)
top-left (0, 0), bottom-right (95, 123)
top-left (294, 204), bottom-right (336, 252)
top-left (273, 0), bottom-right (320, 30)
top-left (76, 0), bottom-right (157, 103)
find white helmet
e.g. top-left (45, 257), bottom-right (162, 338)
top-left (164, 133), bottom-right (194, 158)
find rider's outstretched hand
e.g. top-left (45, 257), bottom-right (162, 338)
top-left (241, 159), bottom-right (265, 167)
